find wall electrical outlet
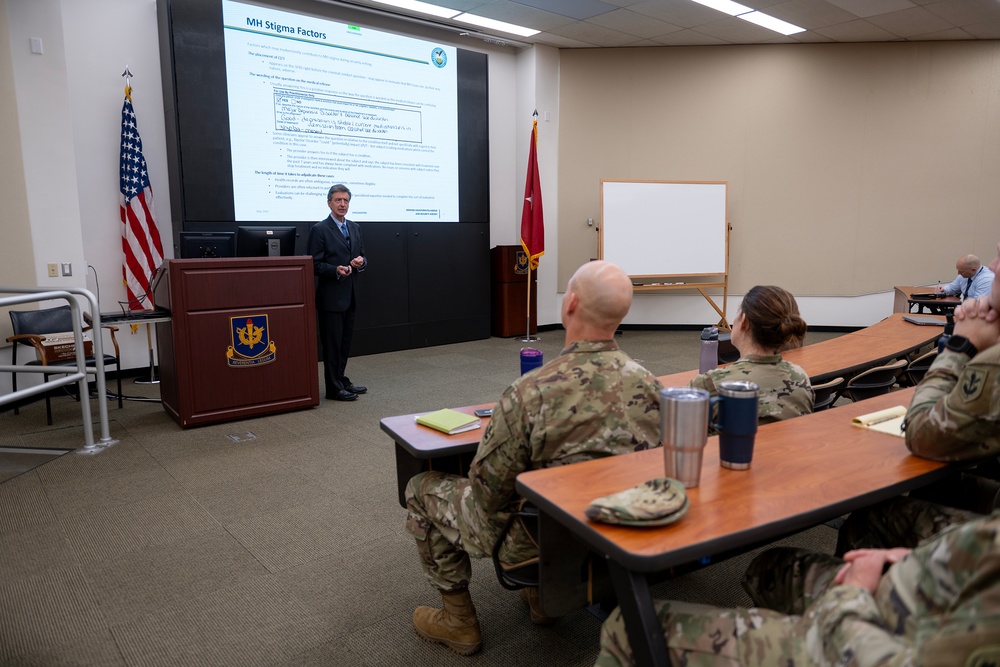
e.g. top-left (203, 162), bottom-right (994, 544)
top-left (61, 262), bottom-right (72, 276)
top-left (47, 263), bottom-right (59, 277)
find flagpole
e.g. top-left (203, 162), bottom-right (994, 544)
top-left (518, 261), bottom-right (538, 343)
top-left (518, 111), bottom-right (540, 343)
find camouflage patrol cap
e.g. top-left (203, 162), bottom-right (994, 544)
top-left (584, 477), bottom-right (689, 526)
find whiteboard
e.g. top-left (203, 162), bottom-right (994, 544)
top-left (600, 181), bottom-right (728, 277)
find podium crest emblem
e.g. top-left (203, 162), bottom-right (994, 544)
top-left (514, 250), bottom-right (528, 275)
top-left (227, 314), bottom-right (277, 367)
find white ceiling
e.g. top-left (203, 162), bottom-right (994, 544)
top-left (336, 0), bottom-right (1000, 48)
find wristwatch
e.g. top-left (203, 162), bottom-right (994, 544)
top-left (945, 335), bottom-right (979, 358)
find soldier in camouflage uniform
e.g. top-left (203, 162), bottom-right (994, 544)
top-left (690, 285), bottom-right (814, 424)
top-left (838, 242), bottom-right (1000, 553)
top-left (595, 509), bottom-right (1000, 667)
top-left (906, 242), bottom-right (1000, 464)
top-left (405, 261), bottom-right (662, 656)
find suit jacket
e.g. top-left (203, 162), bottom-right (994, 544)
top-left (307, 215), bottom-right (366, 312)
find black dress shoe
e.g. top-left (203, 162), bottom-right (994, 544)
top-left (328, 389), bottom-right (358, 401)
top-left (346, 384), bottom-right (367, 394)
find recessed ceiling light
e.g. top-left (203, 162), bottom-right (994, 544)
top-left (690, 0), bottom-right (753, 17)
top-left (367, 0), bottom-right (460, 20)
top-left (453, 13), bottom-right (540, 37)
top-left (738, 11), bottom-right (806, 36)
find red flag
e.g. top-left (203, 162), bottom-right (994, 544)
top-left (119, 86), bottom-right (164, 310)
top-left (520, 119), bottom-right (544, 270)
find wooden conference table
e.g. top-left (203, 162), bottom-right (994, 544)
top-left (660, 312), bottom-right (942, 387)
top-left (381, 312), bottom-right (944, 506)
top-left (516, 387), bottom-right (954, 667)
top-left (893, 285), bottom-right (960, 315)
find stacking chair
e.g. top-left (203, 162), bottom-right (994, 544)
top-left (810, 376), bottom-right (845, 411)
top-left (841, 358), bottom-right (907, 402)
top-left (904, 350), bottom-right (938, 387)
top-left (6, 305), bottom-right (122, 426)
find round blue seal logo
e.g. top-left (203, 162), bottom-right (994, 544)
top-left (431, 47), bottom-right (447, 68)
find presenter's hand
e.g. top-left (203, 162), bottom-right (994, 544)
top-left (337, 265), bottom-right (352, 277)
top-left (350, 256), bottom-right (365, 270)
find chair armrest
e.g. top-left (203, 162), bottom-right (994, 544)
top-left (5, 333), bottom-right (48, 364)
top-left (103, 326), bottom-right (121, 357)
top-left (6, 332), bottom-right (47, 346)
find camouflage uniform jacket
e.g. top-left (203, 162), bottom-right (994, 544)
top-left (803, 509), bottom-right (1000, 666)
top-left (470, 339), bottom-right (661, 564)
top-left (905, 343), bottom-right (1000, 461)
top-left (690, 353), bottom-right (814, 425)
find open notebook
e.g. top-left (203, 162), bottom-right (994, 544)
top-left (851, 405), bottom-right (906, 437)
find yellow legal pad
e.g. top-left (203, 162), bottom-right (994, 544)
top-left (851, 405), bottom-right (906, 438)
top-left (416, 408), bottom-right (481, 435)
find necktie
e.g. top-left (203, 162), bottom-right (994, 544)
top-left (339, 222), bottom-right (349, 242)
top-left (964, 276), bottom-right (972, 300)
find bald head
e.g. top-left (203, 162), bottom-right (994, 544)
top-left (957, 254), bottom-right (982, 278)
top-left (562, 261), bottom-right (633, 338)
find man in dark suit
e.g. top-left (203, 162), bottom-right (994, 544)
top-left (307, 184), bottom-right (367, 401)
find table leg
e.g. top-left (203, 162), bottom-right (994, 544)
top-left (134, 323), bottom-right (159, 385)
top-left (395, 443), bottom-right (426, 508)
top-left (608, 562), bottom-right (671, 667)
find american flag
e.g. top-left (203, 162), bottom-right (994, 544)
top-left (119, 86), bottom-right (164, 310)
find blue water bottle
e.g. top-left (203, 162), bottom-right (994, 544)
top-left (520, 347), bottom-right (543, 375)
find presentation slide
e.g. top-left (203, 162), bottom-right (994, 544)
top-left (222, 0), bottom-right (459, 222)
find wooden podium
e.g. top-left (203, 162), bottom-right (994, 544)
top-left (154, 257), bottom-right (320, 428)
top-left (491, 245), bottom-right (537, 337)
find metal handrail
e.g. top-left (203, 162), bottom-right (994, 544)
top-left (0, 287), bottom-right (117, 450)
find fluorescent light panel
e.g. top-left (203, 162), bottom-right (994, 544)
top-left (367, 0), bottom-right (460, 19)
top-left (690, 0), bottom-right (806, 36)
top-left (453, 13), bottom-right (540, 37)
top-left (690, 0), bottom-right (753, 16)
top-left (738, 11), bottom-right (806, 35)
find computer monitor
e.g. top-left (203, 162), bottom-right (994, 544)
top-left (236, 226), bottom-right (297, 257)
top-left (178, 232), bottom-right (235, 259)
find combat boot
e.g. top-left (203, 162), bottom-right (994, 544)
top-left (413, 589), bottom-right (482, 655)
top-left (519, 587), bottom-right (556, 625)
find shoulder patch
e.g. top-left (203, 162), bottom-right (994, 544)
top-left (959, 368), bottom-right (987, 402)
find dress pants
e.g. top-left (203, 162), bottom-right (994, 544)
top-left (318, 297), bottom-right (356, 396)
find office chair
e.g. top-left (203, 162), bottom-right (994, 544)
top-left (904, 350), bottom-right (937, 387)
top-left (7, 305), bottom-right (122, 426)
top-left (491, 502), bottom-right (540, 590)
top-left (717, 332), bottom-right (740, 365)
top-left (810, 376), bottom-right (845, 411)
top-left (841, 359), bottom-right (907, 403)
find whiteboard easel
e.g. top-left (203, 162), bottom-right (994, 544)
top-left (599, 180), bottom-right (730, 330)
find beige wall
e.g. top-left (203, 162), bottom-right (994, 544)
top-left (558, 41), bottom-right (1000, 295)
top-left (0, 0), bottom-right (37, 340)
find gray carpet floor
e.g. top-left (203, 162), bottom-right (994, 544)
top-left (0, 328), bottom-right (844, 666)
